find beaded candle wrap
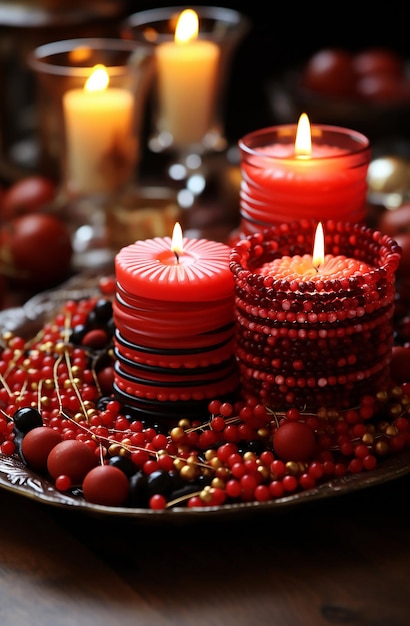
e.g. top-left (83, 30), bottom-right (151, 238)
top-left (229, 220), bottom-right (402, 411)
top-left (114, 234), bottom-right (238, 423)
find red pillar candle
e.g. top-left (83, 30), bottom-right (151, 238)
top-left (238, 114), bottom-right (371, 237)
top-left (113, 224), bottom-right (238, 423)
top-left (229, 220), bottom-right (401, 411)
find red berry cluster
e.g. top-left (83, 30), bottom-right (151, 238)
top-left (0, 274), bottom-right (409, 511)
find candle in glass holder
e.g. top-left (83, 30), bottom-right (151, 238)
top-left (155, 9), bottom-right (220, 147)
top-left (238, 114), bottom-right (371, 236)
top-left (229, 220), bottom-right (401, 411)
top-left (113, 223), bottom-right (238, 423)
top-left (63, 64), bottom-right (136, 196)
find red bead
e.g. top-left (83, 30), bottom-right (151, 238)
top-left (149, 494), bottom-right (167, 510)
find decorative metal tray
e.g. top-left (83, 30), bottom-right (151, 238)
top-left (0, 273), bottom-right (409, 522)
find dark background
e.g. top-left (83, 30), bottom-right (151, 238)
top-left (123, 1), bottom-right (410, 144)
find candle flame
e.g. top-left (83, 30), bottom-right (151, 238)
top-left (171, 222), bottom-right (184, 261)
top-left (294, 113), bottom-right (312, 158)
top-left (175, 9), bottom-right (199, 43)
top-left (85, 65), bottom-right (109, 93)
top-left (312, 222), bottom-right (325, 269)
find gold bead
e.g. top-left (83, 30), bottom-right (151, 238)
top-left (362, 432), bottom-right (374, 446)
top-left (178, 418), bottom-right (191, 429)
top-left (385, 425), bottom-right (399, 437)
top-left (209, 456), bottom-right (223, 469)
top-left (257, 465), bottom-right (269, 480)
top-left (286, 461), bottom-right (299, 475)
top-left (108, 443), bottom-right (122, 456)
top-left (173, 458), bottom-right (186, 472)
top-left (391, 385), bottom-right (404, 399)
top-left (375, 440), bottom-right (390, 456)
top-left (389, 403), bottom-right (403, 418)
top-left (401, 395), bottom-right (410, 408)
top-left (170, 426), bottom-right (185, 442)
top-left (204, 449), bottom-right (217, 461)
top-left (180, 464), bottom-right (198, 481)
top-left (200, 488), bottom-right (213, 503)
top-left (71, 365), bottom-right (82, 377)
top-left (376, 390), bottom-right (389, 403)
top-left (54, 342), bottom-right (68, 355)
top-left (40, 395), bottom-right (50, 406)
top-left (43, 379), bottom-right (55, 390)
top-left (257, 427), bottom-right (270, 438)
top-left (243, 451), bottom-right (257, 461)
top-left (2, 331), bottom-right (13, 343)
top-left (211, 477), bottom-right (226, 489)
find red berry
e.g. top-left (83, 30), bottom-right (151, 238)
top-left (82, 465), bottom-right (129, 506)
top-left (47, 439), bottom-right (97, 484)
top-left (273, 421), bottom-right (317, 462)
top-left (21, 426), bottom-right (62, 471)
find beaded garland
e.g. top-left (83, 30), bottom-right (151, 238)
top-left (0, 276), bottom-right (410, 512)
top-left (229, 220), bottom-right (402, 411)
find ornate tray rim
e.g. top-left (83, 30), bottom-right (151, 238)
top-left (1, 448), bottom-right (409, 522)
top-left (1, 273), bottom-right (410, 522)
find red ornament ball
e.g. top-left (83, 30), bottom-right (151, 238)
top-left (273, 421), bottom-right (317, 462)
top-left (82, 465), bottom-right (129, 506)
top-left (47, 439), bottom-right (98, 485)
top-left (21, 426), bottom-right (62, 471)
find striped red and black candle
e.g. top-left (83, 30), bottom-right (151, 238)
top-left (229, 220), bottom-right (401, 411)
top-left (113, 223), bottom-right (238, 423)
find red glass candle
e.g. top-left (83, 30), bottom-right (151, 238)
top-left (229, 220), bottom-right (401, 411)
top-left (238, 115), bottom-right (371, 237)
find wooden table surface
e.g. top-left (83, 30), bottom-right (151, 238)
top-left (0, 468), bottom-right (409, 626)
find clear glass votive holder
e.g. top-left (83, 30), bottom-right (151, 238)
top-left (28, 37), bottom-right (154, 194)
top-left (27, 37), bottom-right (155, 267)
top-left (121, 6), bottom-right (250, 157)
top-left (238, 124), bottom-right (371, 238)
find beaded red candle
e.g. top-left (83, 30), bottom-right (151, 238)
top-left (114, 223), bottom-right (238, 423)
top-left (238, 114), bottom-right (371, 237)
top-left (229, 220), bottom-right (401, 411)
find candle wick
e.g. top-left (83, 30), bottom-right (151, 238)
top-left (174, 250), bottom-right (180, 263)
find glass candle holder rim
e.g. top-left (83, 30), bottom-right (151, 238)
top-left (121, 5), bottom-right (251, 44)
top-left (238, 124), bottom-right (371, 159)
top-left (27, 37), bottom-right (153, 78)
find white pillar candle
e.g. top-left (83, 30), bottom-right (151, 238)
top-left (155, 9), bottom-right (220, 148)
top-left (63, 65), bottom-right (136, 196)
